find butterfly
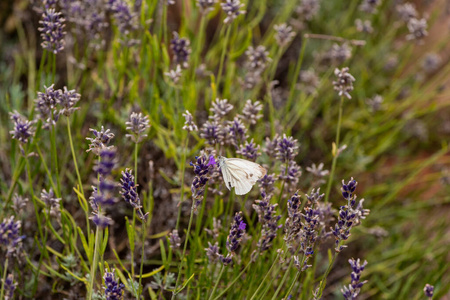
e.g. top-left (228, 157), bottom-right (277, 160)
top-left (218, 156), bottom-right (267, 195)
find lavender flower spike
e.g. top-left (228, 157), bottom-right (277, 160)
top-left (38, 8), bottom-right (66, 54)
top-left (9, 111), bottom-right (36, 144)
top-left (226, 212), bottom-right (246, 253)
top-left (333, 67), bottom-right (355, 99)
top-left (341, 258), bottom-right (368, 300)
top-left (103, 268), bottom-right (125, 300)
top-left (182, 110), bottom-right (198, 132)
top-left (120, 168), bottom-right (149, 221)
top-left (171, 32), bottom-right (191, 68)
top-left (221, 0), bottom-right (246, 24)
top-left (3, 274), bottom-right (17, 300)
top-left (0, 216), bottom-right (25, 258)
top-left (86, 126), bottom-right (115, 155)
top-left (126, 112), bottom-right (150, 143)
top-left (423, 284), bottom-right (434, 299)
top-left (58, 87), bottom-right (81, 116)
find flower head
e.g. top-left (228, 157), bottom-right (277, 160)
top-left (197, 0), bottom-right (217, 14)
top-left (103, 269), bottom-right (125, 300)
top-left (240, 99), bottom-right (263, 125)
top-left (86, 126), bottom-right (115, 155)
top-left (9, 111), bottom-right (36, 144)
top-left (423, 284), bottom-right (434, 298)
top-left (341, 258), bottom-right (368, 299)
top-left (274, 23), bottom-right (296, 47)
top-left (3, 274), bottom-right (17, 300)
top-left (209, 98), bottom-right (234, 121)
top-left (171, 32), bottom-right (191, 68)
top-left (58, 87), bottom-right (81, 116)
top-left (182, 110), bottom-right (198, 132)
top-left (406, 18), bottom-right (428, 43)
top-left (275, 134), bottom-right (299, 163)
top-left (0, 216), bottom-right (25, 258)
top-left (221, 0), bottom-right (246, 24)
top-left (38, 8), bottom-right (66, 53)
top-left (120, 169), bottom-right (148, 220)
top-left (359, 0), bottom-right (380, 14)
top-left (126, 112), bottom-right (150, 143)
top-left (169, 229), bottom-right (181, 249)
top-left (226, 212), bottom-right (246, 253)
top-left (333, 67), bottom-right (355, 99)
top-left (237, 139), bottom-right (260, 161)
top-left (35, 84), bottom-right (61, 128)
top-left (40, 188), bottom-right (62, 219)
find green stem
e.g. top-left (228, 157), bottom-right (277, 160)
top-left (283, 254), bottom-right (307, 298)
top-left (35, 145), bottom-right (57, 193)
top-left (87, 225), bottom-right (103, 300)
top-left (213, 260), bottom-right (252, 300)
top-left (316, 252), bottom-right (339, 298)
top-left (249, 252), bottom-right (281, 300)
top-left (0, 258), bottom-right (8, 300)
top-left (286, 38), bottom-right (308, 114)
top-left (217, 26), bottom-right (232, 88)
top-left (172, 203), bottom-right (196, 299)
top-left (208, 265), bottom-right (225, 300)
top-left (324, 96), bottom-right (345, 203)
top-left (271, 259), bottom-right (294, 300)
top-left (134, 142), bottom-right (138, 183)
top-left (67, 117), bottom-right (84, 197)
top-left (192, 15), bottom-right (207, 80)
top-left (52, 53), bottom-right (56, 83)
top-left (137, 223), bottom-right (146, 300)
top-left (50, 113), bottom-right (61, 197)
top-left (175, 136), bottom-right (188, 230)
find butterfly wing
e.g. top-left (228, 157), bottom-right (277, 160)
top-left (221, 158), bottom-right (267, 195)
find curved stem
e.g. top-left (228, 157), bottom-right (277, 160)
top-left (137, 223), bottom-right (146, 300)
top-left (0, 258), bottom-right (8, 300)
top-left (67, 117), bottom-right (84, 197)
top-left (175, 136), bottom-right (188, 230)
top-left (316, 251), bottom-right (339, 298)
top-left (217, 26), bottom-right (232, 88)
top-left (208, 265), bottom-right (225, 300)
top-left (270, 259), bottom-right (294, 300)
top-left (283, 254), bottom-right (306, 298)
top-left (87, 225), bottom-right (102, 300)
top-left (249, 252), bottom-right (281, 300)
top-left (172, 203), bottom-right (196, 299)
top-left (325, 96), bottom-right (344, 203)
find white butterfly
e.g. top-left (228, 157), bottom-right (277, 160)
top-left (218, 156), bottom-right (267, 195)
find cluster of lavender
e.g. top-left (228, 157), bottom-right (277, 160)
top-left (182, 110), bottom-right (199, 132)
top-left (120, 169), bottom-right (148, 221)
top-left (205, 212), bottom-right (247, 266)
top-left (221, 0), bottom-right (246, 24)
top-left (273, 134), bottom-right (301, 191)
top-left (341, 258), bottom-right (368, 299)
top-left (125, 112), bottom-right (150, 143)
top-left (423, 284), bottom-right (434, 299)
top-left (9, 111), bottom-right (36, 153)
top-left (253, 192), bottom-right (282, 252)
top-left (60, 0), bottom-right (108, 49)
top-left (38, 8), bottom-right (66, 54)
top-left (359, 0), bottom-right (380, 14)
top-left (168, 229), bottom-right (181, 249)
top-left (103, 268), bottom-right (125, 300)
top-left (331, 178), bottom-right (370, 252)
top-left (396, 2), bottom-right (427, 43)
top-left (40, 188), bottom-right (62, 219)
top-left (196, 0), bottom-right (217, 14)
top-left (274, 23), bottom-right (296, 48)
top-left (34, 84), bottom-right (81, 129)
top-left (292, 0), bottom-right (320, 29)
top-left (170, 32), bottom-right (191, 69)
top-left (242, 45), bottom-right (271, 89)
top-left (190, 154), bottom-right (214, 210)
top-left (107, 0), bottom-right (139, 45)
top-left (2, 274), bottom-right (17, 300)
top-left (200, 99), bottom-right (263, 159)
top-left (333, 67), bottom-right (355, 99)
top-left (0, 216), bottom-right (25, 259)
top-left (87, 128), bottom-right (117, 228)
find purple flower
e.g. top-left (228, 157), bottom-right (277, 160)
top-left (108, 0), bottom-right (139, 44)
top-left (205, 241), bottom-right (220, 263)
top-left (182, 110), bottom-right (198, 132)
top-left (221, 0), bottom-right (246, 24)
top-left (190, 154), bottom-right (213, 209)
top-left (423, 284), bottom-right (434, 298)
top-left (237, 139), bottom-right (260, 161)
top-left (125, 112), bottom-right (150, 143)
top-left (207, 155), bottom-right (216, 166)
top-left (341, 258), bottom-right (368, 299)
top-left (58, 87), bottom-right (81, 116)
top-left (227, 117), bottom-right (248, 147)
top-left (3, 274), bottom-right (17, 300)
top-left (120, 169), bottom-right (148, 221)
top-left (40, 188), bottom-right (61, 219)
top-left (226, 212), bottom-right (246, 253)
top-left (406, 18), bottom-right (428, 43)
top-left (209, 98), bottom-right (234, 121)
top-left (35, 84), bottom-right (61, 128)
top-left (196, 0), bottom-right (217, 14)
top-left (9, 111), bottom-right (36, 144)
top-left (245, 45), bottom-right (271, 73)
top-left (0, 216), bottom-right (25, 258)
top-left (331, 178), bottom-right (370, 252)
top-left (253, 193), bottom-right (282, 252)
top-left (276, 134), bottom-right (299, 163)
top-left (95, 148), bottom-right (117, 177)
top-left (274, 23), bottom-right (296, 47)
top-left (279, 161), bottom-right (302, 188)
top-left (333, 67), bottom-right (355, 99)
top-left (86, 126), bottom-right (115, 155)
top-left (240, 99), bottom-right (263, 125)
top-left (90, 213), bottom-right (114, 228)
top-left (171, 32), bottom-right (191, 68)
top-left (200, 121), bottom-right (223, 146)
top-left (103, 268), bottom-right (125, 300)
top-left (38, 8), bottom-right (66, 54)
top-left (169, 229), bottom-right (181, 249)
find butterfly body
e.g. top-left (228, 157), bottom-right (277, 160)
top-left (218, 156), bottom-right (267, 195)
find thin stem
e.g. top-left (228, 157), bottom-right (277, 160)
top-left (208, 265), bottom-right (225, 300)
top-left (217, 26), bottom-right (232, 88)
top-left (67, 117), bottom-right (84, 197)
top-left (0, 258), bottom-right (8, 300)
top-left (52, 53), bottom-right (56, 83)
top-left (50, 112), bottom-right (61, 197)
top-left (249, 252), bottom-right (281, 300)
top-left (192, 15), bottom-right (207, 80)
top-left (137, 222), bottom-right (146, 300)
top-left (325, 96), bottom-right (345, 203)
top-left (271, 259), bottom-right (294, 300)
top-left (283, 254), bottom-right (307, 298)
top-left (213, 260), bottom-right (252, 300)
top-left (172, 203), bottom-right (196, 299)
top-left (175, 135), bottom-right (188, 230)
top-left (316, 252), bottom-right (339, 298)
top-left (286, 38), bottom-right (307, 114)
top-left (87, 225), bottom-right (103, 300)
top-left (134, 142), bottom-right (138, 183)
